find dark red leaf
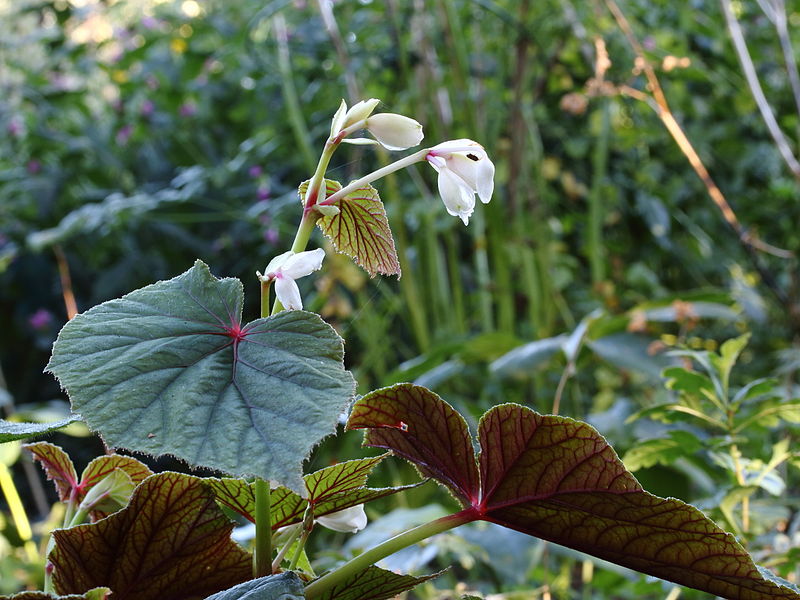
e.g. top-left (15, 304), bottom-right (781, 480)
top-left (313, 566), bottom-right (441, 600)
top-left (348, 384), bottom-right (800, 600)
top-left (51, 472), bottom-right (251, 600)
top-left (347, 383), bottom-right (479, 506)
top-left (79, 455), bottom-right (153, 520)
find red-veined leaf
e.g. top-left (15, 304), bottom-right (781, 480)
top-left (51, 472), bottom-right (251, 600)
top-left (347, 384), bottom-right (800, 600)
top-left (313, 566), bottom-right (442, 600)
top-left (24, 442), bottom-right (78, 502)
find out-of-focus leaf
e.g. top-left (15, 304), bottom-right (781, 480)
top-left (0, 588), bottom-right (111, 600)
top-left (0, 416), bottom-right (80, 444)
top-left (51, 473), bottom-right (252, 600)
top-left (622, 430), bottom-right (702, 471)
top-left (734, 399), bottom-right (800, 433)
top-left (203, 572), bottom-right (304, 600)
top-left (587, 333), bottom-right (673, 380)
top-left (348, 384), bottom-right (800, 600)
top-left (47, 260), bottom-right (355, 494)
top-left (490, 335), bottom-right (566, 379)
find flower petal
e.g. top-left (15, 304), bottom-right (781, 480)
top-left (330, 99), bottom-right (347, 137)
top-left (263, 250), bottom-right (294, 276)
top-left (366, 113), bottom-right (424, 150)
top-left (316, 505), bottom-right (368, 533)
top-left (280, 248), bottom-right (326, 279)
top-left (343, 98), bottom-right (380, 128)
top-left (476, 154), bottom-right (495, 204)
top-left (438, 168), bottom-right (476, 225)
top-left (274, 275), bottom-right (303, 310)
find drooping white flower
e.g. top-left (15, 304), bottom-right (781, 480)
top-left (425, 139), bottom-right (495, 225)
top-left (316, 505), bottom-right (368, 533)
top-left (365, 113), bottom-right (424, 150)
top-left (258, 248), bottom-right (325, 310)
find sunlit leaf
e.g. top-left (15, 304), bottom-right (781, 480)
top-left (51, 472), bottom-right (251, 600)
top-left (348, 384), bottom-right (800, 600)
top-left (313, 566), bottom-right (441, 600)
top-left (80, 455), bottom-right (154, 520)
top-left (622, 430), bottom-right (702, 471)
top-left (47, 260), bottom-right (355, 493)
top-left (0, 416), bottom-right (80, 444)
top-left (24, 442), bottom-right (78, 501)
top-left (300, 179), bottom-right (400, 278)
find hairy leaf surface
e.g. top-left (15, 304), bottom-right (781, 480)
top-left (347, 383), bottom-right (800, 600)
top-left (51, 472), bottom-right (251, 600)
top-left (0, 416), bottom-right (80, 443)
top-left (47, 260), bottom-right (355, 493)
top-left (203, 572), bottom-right (304, 600)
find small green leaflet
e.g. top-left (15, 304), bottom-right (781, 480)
top-left (299, 179), bottom-right (400, 278)
top-left (47, 261), bottom-right (355, 494)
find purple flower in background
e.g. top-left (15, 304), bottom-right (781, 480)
top-left (115, 124), bottom-right (132, 145)
top-left (257, 186), bottom-right (270, 201)
top-left (265, 228), bottom-right (279, 245)
top-left (8, 118), bottom-right (23, 137)
top-left (248, 165), bottom-right (263, 178)
top-left (179, 102), bottom-right (197, 117)
top-left (29, 309), bottom-right (53, 331)
top-left (643, 36), bottom-right (656, 51)
top-left (141, 16), bottom-right (159, 30)
top-left (26, 160), bottom-right (41, 174)
top-left (141, 99), bottom-right (154, 117)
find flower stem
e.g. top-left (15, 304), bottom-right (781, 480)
top-left (319, 148), bottom-right (429, 206)
top-left (303, 510), bottom-right (474, 599)
top-left (254, 479), bottom-right (272, 577)
top-left (254, 277), bottom-right (273, 577)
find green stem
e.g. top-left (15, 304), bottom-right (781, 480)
top-left (254, 479), bottom-right (272, 577)
top-left (288, 528), bottom-right (311, 571)
top-left (319, 148), bottom-right (429, 206)
top-left (304, 511), bottom-right (473, 599)
top-left (271, 523), bottom-right (303, 572)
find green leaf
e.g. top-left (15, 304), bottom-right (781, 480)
top-left (348, 384), bottom-right (800, 600)
top-left (51, 472), bottom-right (252, 600)
top-left (622, 430), bottom-right (702, 472)
top-left (209, 456), bottom-right (420, 527)
top-left (78, 455), bottom-right (153, 520)
top-left (203, 572), bottom-right (304, 600)
top-left (0, 589), bottom-right (111, 600)
top-left (587, 334), bottom-right (673, 381)
top-left (313, 566), bottom-right (441, 600)
top-left (0, 416), bottom-right (80, 444)
top-left (489, 335), bottom-right (566, 379)
top-left (304, 179), bottom-right (400, 278)
top-left (712, 333), bottom-right (751, 396)
top-left (47, 260), bottom-right (355, 493)
top-left (734, 398), bottom-right (800, 433)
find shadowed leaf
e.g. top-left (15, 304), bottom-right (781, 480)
top-left (300, 179), bottom-right (400, 278)
top-left (0, 589), bottom-right (110, 600)
top-left (203, 572), bottom-right (304, 600)
top-left (0, 416), bottom-right (80, 444)
top-left (348, 384), bottom-right (800, 600)
top-left (313, 566), bottom-right (441, 600)
top-left (51, 472), bottom-right (251, 600)
top-left (47, 260), bottom-right (355, 493)
top-left (80, 455), bottom-right (153, 520)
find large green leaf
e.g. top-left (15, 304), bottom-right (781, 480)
top-left (51, 472), bottom-right (251, 600)
top-left (203, 572), bottom-right (304, 600)
top-left (347, 384), bottom-right (800, 600)
top-left (0, 416), bottom-right (80, 444)
top-left (47, 261), bottom-right (355, 493)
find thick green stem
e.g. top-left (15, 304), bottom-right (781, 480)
top-left (254, 479), bottom-right (272, 577)
top-left (304, 511), bottom-right (473, 599)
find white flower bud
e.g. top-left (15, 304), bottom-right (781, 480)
top-left (366, 113), bottom-right (424, 151)
top-left (316, 504), bottom-right (368, 533)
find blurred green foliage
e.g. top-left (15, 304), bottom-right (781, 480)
top-left (2, 0), bottom-right (800, 597)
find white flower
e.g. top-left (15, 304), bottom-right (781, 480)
top-left (425, 139), bottom-right (495, 225)
top-left (316, 505), bottom-right (368, 533)
top-left (365, 113), bottom-right (424, 150)
top-left (258, 249), bottom-right (325, 310)
top-left (330, 98), bottom-right (380, 137)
